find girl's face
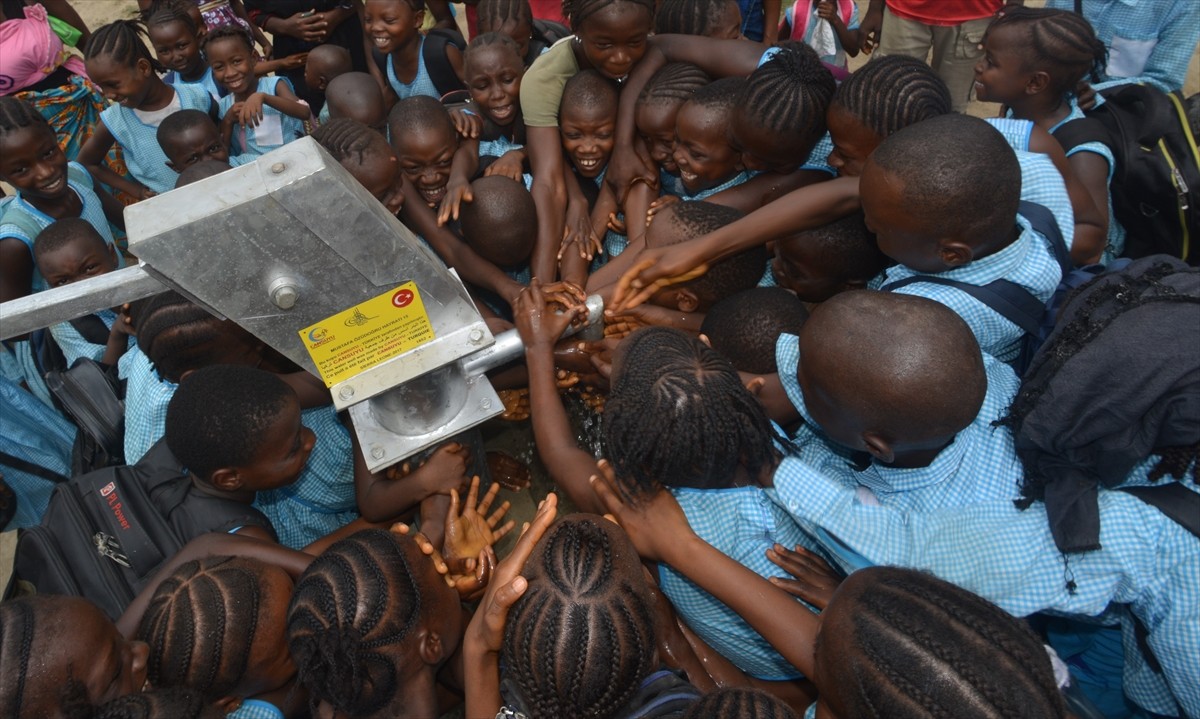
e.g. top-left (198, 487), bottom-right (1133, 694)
top-left (493, 17), bottom-right (534, 63)
top-left (207, 36), bottom-right (256, 96)
top-left (825, 103), bottom-right (882, 178)
top-left (672, 101), bottom-right (741, 194)
top-left (635, 101), bottom-right (681, 175)
top-left (0, 126), bottom-right (69, 201)
top-left (465, 45), bottom-right (525, 127)
top-left (973, 25), bottom-right (1034, 105)
top-left (575, 2), bottom-right (653, 81)
top-left (87, 55), bottom-right (155, 109)
top-left (729, 111), bottom-right (803, 176)
top-left (560, 104), bottom-right (616, 178)
top-left (364, 0), bottom-right (424, 54)
top-left (149, 19), bottom-right (203, 78)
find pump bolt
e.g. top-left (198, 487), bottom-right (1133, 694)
top-left (370, 445), bottom-right (386, 460)
top-left (271, 283), bottom-right (298, 309)
top-left (480, 398), bottom-right (492, 410)
top-left (469, 328), bottom-right (484, 343)
top-left (338, 386), bottom-right (355, 401)
top-left (270, 162), bottom-right (286, 174)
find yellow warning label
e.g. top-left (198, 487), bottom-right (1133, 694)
top-left (298, 282), bottom-right (435, 387)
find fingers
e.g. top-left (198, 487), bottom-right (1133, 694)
top-left (465, 474), bottom-right (481, 512)
top-left (612, 258), bottom-right (657, 310)
top-left (477, 480), bottom-right (500, 517)
top-left (448, 487), bottom-right (461, 523)
top-left (492, 518), bottom-right (516, 542)
top-left (588, 462), bottom-right (624, 517)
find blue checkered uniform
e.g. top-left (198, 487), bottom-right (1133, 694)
top-left (667, 171), bottom-right (752, 201)
top-left (0, 341), bottom-right (54, 409)
top-left (253, 406), bottom-right (360, 549)
top-left (799, 132), bottom-right (836, 176)
top-left (119, 346), bottom-right (176, 463)
top-left (48, 309), bottom-right (135, 367)
top-left (871, 151), bottom-right (1074, 362)
top-left (218, 77), bottom-right (307, 158)
top-left (385, 36), bottom-right (441, 100)
top-left (659, 484), bottom-right (827, 680)
top-left (1045, 0), bottom-right (1200, 92)
top-left (0, 375), bottom-right (74, 528)
top-left (985, 117), bottom-right (1033, 152)
top-left (101, 82), bottom-right (212, 193)
top-left (165, 66), bottom-right (225, 101)
top-left (227, 699), bottom-right (284, 719)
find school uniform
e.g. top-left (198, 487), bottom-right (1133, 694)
top-left (384, 36), bottom-right (440, 101)
top-left (784, 0), bottom-right (860, 69)
top-left (164, 66), bottom-right (225, 101)
top-left (100, 82), bottom-right (212, 193)
top-left (0, 375), bottom-right (74, 529)
top-left (218, 76), bottom-right (307, 157)
top-left (119, 346), bottom-right (176, 464)
top-left (48, 308), bottom-right (133, 367)
top-left (253, 405), bottom-right (360, 550)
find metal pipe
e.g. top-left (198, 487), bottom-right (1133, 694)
top-left (0, 265), bottom-right (167, 340)
top-left (460, 294), bottom-right (605, 376)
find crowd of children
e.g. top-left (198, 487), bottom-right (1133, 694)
top-left (1, 0), bottom-right (1199, 718)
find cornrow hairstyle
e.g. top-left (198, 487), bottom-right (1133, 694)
top-left (145, 0), bottom-right (199, 37)
top-left (700, 287), bottom-right (809, 375)
top-left (137, 557), bottom-right (279, 701)
top-left (500, 515), bottom-right (657, 719)
top-left (156, 108), bottom-right (214, 149)
top-left (476, 0), bottom-right (532, 36)
top-left (561, 69), bottom-right (620, 114)
top-left (165, 364), bottom-right (294, 480)
top-left (94, 687), bottom-right (223, 719)
top-left (313, 117), bottom-right (384, 165)
top-left (820, 567), bottom-right (1067, 718)
top-left (286, 529), bottom-right (428, 716)
top-left (832, 55), bottom-right (951, 140)
top-left (636, 62), bottom-right (711, 108)
top-left (0, 96), bottom-right (53, 139)
top-left (735, 43), bottom-right (835, 164)
top-left (562, 0), bottom-right (654, 33)
top-left (603, 327), bottom-right (788, 498)
top-left (33, 217), bottom-right (107, 262)
top-left (680, 687), bottom-right (799, 719)
top-left (131, 291), bottom-right (229, 382)
top-left (199, 23), bottom-right (254, 54)
top-left (654, 0), bottom-right (731, 36)
top-left (85, 20), bottom-right (166, 74)
top-left (650, 201), bottom-right (768, 310)
top-left (459, 175), bottom-right (537, 267)
top-left (465, 31), bottom-right (524, 68)
top-left (984, 7), bottom-right (1106, 97)
top-left (687, 75), bottom-right (744, 113)
top-left (867, 114), bottom-right (1019, 243)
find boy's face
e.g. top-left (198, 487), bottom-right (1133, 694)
top-left (560, 104), bottom-right (616, 179)
top-left (346, 140), bottom-right (404, 215)
top-left (164, 122), bottom-right (230, 172)
top-left (0, 126), bottom-right (69, 201)
top-left (232, 396), bottom-right (316, 492)
top-left (673, 101), bottom-right (741, 194)
top-left (859, 160), bottom-right (946, 273)
top-left (772, 235), bottom-right (846, 303)
top-left (38, 237), bottom-right (118, 288)
top-left (636, 102), bottom-right (680, 176)
top-left (730, 112), bottom-right (804, 176)
top-left (826, 103), bottom-right (881, 178)
top-left (395, 125), bottom-right (457, 207)
top-left (464, 45), bottom-right (524, 128)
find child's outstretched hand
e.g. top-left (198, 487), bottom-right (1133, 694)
top-left (645, 195), bottom-right (680, 227)
top-left (766, 544), bottom-right (843, 610)
top-left (449, 108), bottom-right (482, 139)
top-left (416, 441), bottom-right (472, 496)
top-left (514, 278), bottom-right (589, 351)
top-left (239, 93), bottom-right (267, 127)
top-left (444, 474), bottom-right (515, 572)
top-left (484, 150), bottom-right (525, 182)
top-left (393, 521), bottom-right (495, 600)
top-left (112, 303), bottom-right (136, 336)
top-left (277, 52), bottom-right (309, 71)
top-left (437, 177), bottom-right (472, 226)
top-left (590, 459), bottom-right (696, 564)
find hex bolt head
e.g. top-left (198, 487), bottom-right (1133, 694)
top-left (271, 284), bottom-right (298, 309)
top-left (469, 328), bottom-right (485, 343)
top-left (270, 162), bottom-right (286, 174)
top-left (338, 386), bottom-right (355, 401)
top-left (370, 445), bottom-right (386, 460)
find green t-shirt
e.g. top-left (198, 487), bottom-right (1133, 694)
top-left (519, 37), bottom-right (580, 128)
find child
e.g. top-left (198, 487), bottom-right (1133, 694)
top-left (286, 528), bottom-right (467, 717)
top-left (92, 688), bottom-right (223, 719)
top-left (558, 70), bottom-right (618, 191)
top-left (156, 108), bottom-right (252, 173)
top-left (463, 33), bottom-right (528, 181)
top-left (699, 287), bottom-right (808, 375)
top-left (681, 688), bottom-right (798, 719)
top-left (476, 0), bottom-right (571, 68)
top-left (779, 0), bottom-right (860, 70)
top-left (365, 0), bottom-right (464, 103)
top-left (136, 557), bottom-right (297, 714)
top-left (146, 1), bottom-right (223, 101)
top-left (388, 95), bottom-right (460, 209)
top-left (78, 21), bottom-right (217, 198)
top-left (175, 158), bottom-right (233, 187)
top-left (207, 27), bottom-right (309, 159)
top-left (0, 595), bottom-right (150, 717)
top-left (322, 72), bottom-right (389, 136)
top-left (32, 219), bottom-right (134, 368)
top-left (654, 0), bottom-right (743, 39)
top-left (974, 8), bottom-right (1122, 262)
top-left (305, 43), bottom-right (353, 123)
top-left (313, 118), bottom-right (404, 214)
top-left (0, 97), bottom-right (126, 300)
top-left (671, 77), bottom-right (750, 199)
top-left (636, 63), bottom-right (710, 200)
top-left (770, 211), bottom-right (890, 303)
top-left (459, 175), bottom-right (536, 287)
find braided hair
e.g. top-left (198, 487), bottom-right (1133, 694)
top-left (286, 529), bottom-right (427, 717)
top-left (0, 598), bottom-right (37, 718)
top-left (681, 687), bottom-right (799, 719)
top-left (820, 567), bottom-right (1066, 718)
top-left (500, 515), bottom-right (657, 719)
top-left (636, 62), bottom-right (711, 108)
top-left (94, 687), bottom-right (222, 719)
top-left (562, 0), bottom-right (654, 33)
top-left (832, 55), bottom-right (951, 140)
top-left (86, 21), bottom-right (165, 73)
top-left (654, 0), bottom-right (732, 36)
top-left (0, 97), bottom-right (52, 140)
top-left (199, 23), bottom-right (254, 55)
top-left (735, 43), bottom-right (835, 164)
top-left (145, 0), bottom-right (199, 37)
top-left (604, 327), bottom-right (788, 499)
top-left (313, 117), bottom-right (385, 165)
top-left (131, 291), bottom-right (242, 383)
top-left (136, 557), bottom-right (280, 701)
top-left (984, 7), bottom-right (1106, 97)
top-left (477, 0), bottom-right (533, 34)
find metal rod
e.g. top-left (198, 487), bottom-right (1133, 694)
top-left (0, 265), bottom-right (167, 340)
top-left (460, 294), bottom-right (605, 376)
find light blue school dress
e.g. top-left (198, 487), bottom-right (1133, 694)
top-left (0, 375), bottom-right (75, 528)
top-left (119, 346), bottom-right (176, 464)
top-left (48, 309), bottom-right (135, 368)
top-left (218, 76), bottom-right (307, 158)
top-left (385, 37), bottom-right (440, 101)
top-left (164, 66), bottom-right (225, 101)
top-left (100, 82), bottom-right (212, 194)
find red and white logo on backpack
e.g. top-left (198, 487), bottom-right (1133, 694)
top-left (99, 481), bottom-right (116, 497)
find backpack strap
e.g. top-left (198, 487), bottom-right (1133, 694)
top-left (882, 275), bottom-right (1045, 335)
top-left (69, 314), bottom-right (112, 346)
top-left (1119, 483), bottom-right (1200, 540)
top-left (421, 28), bottom-right (467, 99)
top-left (0, 450), bottom-right (70, 484)
top-left (1017, 200), bottom-right (1072, 275)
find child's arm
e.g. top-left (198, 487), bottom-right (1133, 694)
top-left (613, 176), bottom-right (861, 310)
top-left (242, 81), bottom-right (311, 123)
top-left (762, 0), bottom-right (782, 44)
top-left (278, 370), bottom-right (332, 408)
top-left (1027, 125), bottom-right (1107, 265)
top-left (513, 281), bottom-right (608, 514)
top-left (484, 149), bottom-right (527, 181)
top-left (817, 1), bottom-right (861, 58)
top-left (0, 238), bottom-right (34, 305)
top-left (77, 121), bottom-right (154, 201)
top-left (438, 138), bottom-right (481, 226)
top-left (620, 179), bottom-right (655, 247)
top-left (1063, 151), bottom-right (1111, 265)
top-left (254, 52), bottom-right (309, 77)
top-left (526, 126), bottom-right (570, 280)
top-left (92, 176), bottom-right (127, 231)
top-left (229, 0), bottom-right (274, 57)
top-left (705, 169), bottom-right (830, 214)
top-left (100, 307), bottom-right (135, 367)
top-left (40, 0), bottom-right (90, 46)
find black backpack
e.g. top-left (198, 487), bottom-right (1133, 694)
top-left (372, 27), bottom-right (467, 101)
top-left (1052, 84), bottom-right (1200, 265)
top-left (526, 18), bottom-right (571, 65)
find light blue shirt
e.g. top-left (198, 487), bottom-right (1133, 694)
top-left (0, 375), bottom-right (75, 528)
top-left (165, 66), bottom-right (225, 102)
top-left (101, 82), bottom-right (212, 193)
top-left (385, 36), bottom-right (441, 101)
top-left (119, 346), bottom-right (176, 464)
top-left (218, 77), bottom-right (307, 158)
top-left (48, 309), bottom-right (134, 367)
